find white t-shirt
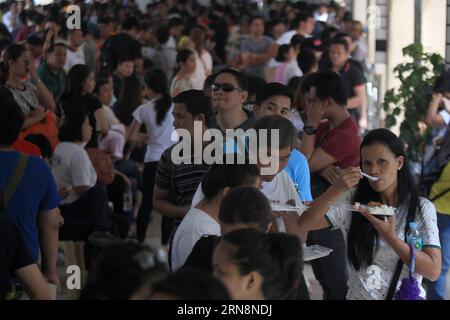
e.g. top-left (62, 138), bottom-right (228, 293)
top-left (103, 105), bottom-right (121, 126)
top-left (51, 142), bottom-right (97, 205)
top-left (190, 49), bottom-right (213, 90)
top-left (2, 11), bottom-right (21, 33)
top-left (326, 189), bottom-right (441, 300)
top-left (290, 109), bottom-right (305, 134)
top-left (64, 44), bottom-right (86, 72)
top-left (277, 30), bottom-right (311, 45)
top-left (284, 59), bottom-right (303, 83)
top-left (191, 171), bottom-right (304, 233)
top-left (261, 171), bottom-right (304, 232)
top-left (132, 99), bottom-right (175, 163)
top-left (277, 30), bottom-right (298, 45)
top-left (171, 207), bottom-right (221, 271)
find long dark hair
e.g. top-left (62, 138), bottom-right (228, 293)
top-left (348, 129), bottom-right (421, 270)
top-left (145, 68), bottom-right (171, 126)
top-left (114, 74), bottom-right (143, 126)
top-left (61, 64), bottom-right (92, 100)
top-left (0, 44), bottom-right (26, 84)
top-left (220, 229), bottom-right (302, 300)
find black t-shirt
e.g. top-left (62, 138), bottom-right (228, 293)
top-left (0, 215), bottom-right (34, 300)
top-left (104, 33), bottom-right (142, 70)
top-left (183, 235), bottom-right (220, 274)
top-left (61, 94), bottom-right (102, 148)
top-left (209, 109), bottom-right (257, 132)
top-left (112, 73), bottom-right (123, 101)
top-left (336, 62), bottom-right (366, 101)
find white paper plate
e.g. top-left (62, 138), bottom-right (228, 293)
top-left (303, 245), bottom-right (334, 262)
top-left (271, 203), bottom-right (307, 212)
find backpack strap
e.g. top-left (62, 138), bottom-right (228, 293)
top-left (385, 201), bottom-right (417, 300)
top-left (430, 187), bottom-right (450, 202)
top-left (0, 153), bottom-right (28, 212)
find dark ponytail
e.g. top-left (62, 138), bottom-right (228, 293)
top-left (144, 68), bottom-right (172, 125)
top-left (221, 229), bottom-right (302, 300)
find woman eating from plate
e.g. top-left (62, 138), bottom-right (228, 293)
top-left (281, 128), bottom-right (442, 300)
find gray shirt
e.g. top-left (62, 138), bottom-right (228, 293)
top-left (240, 35), bottom-right (274, 79)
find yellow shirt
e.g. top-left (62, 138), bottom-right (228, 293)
top-left (430, 162), bottom-right (450, 214)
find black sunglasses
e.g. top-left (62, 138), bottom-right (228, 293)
top-left (211, 83), bottom-right (242, 93)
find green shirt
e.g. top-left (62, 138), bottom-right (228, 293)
top-left (37, 62), bottom-right (66, 104)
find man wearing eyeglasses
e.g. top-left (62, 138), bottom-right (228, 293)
top-left (209, 68), bottom-right (256, 132)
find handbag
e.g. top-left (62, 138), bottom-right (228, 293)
top-left (86, 148), bottom-right (116, 186)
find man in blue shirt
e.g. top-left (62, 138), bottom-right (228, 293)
top-left (253, 82), bottom-right (313, 202)
top-left (0, 87), bottom-right (61, 292)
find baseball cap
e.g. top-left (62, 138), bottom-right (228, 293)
top-left (300, 37), bottom-right (325, 52)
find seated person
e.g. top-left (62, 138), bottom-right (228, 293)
top-left (51, 109), bottom-right (118, 240)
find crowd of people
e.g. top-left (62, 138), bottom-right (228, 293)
top-left (0, 0), bottom-right (448, 301)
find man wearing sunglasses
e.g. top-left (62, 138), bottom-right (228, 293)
top-left (209, 68), bottom-right (256, 132)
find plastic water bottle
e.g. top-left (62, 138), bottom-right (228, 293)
top-left (123, 189), bottom-right (133, 212)
top-left (406, 222), bottom-right (423, 251)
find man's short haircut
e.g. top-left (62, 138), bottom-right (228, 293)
top-left (215, 68), bottom-right (248, 91)
top-left (246, 74), bottom-right (266, 100)
top-left (26, 35), bottom-right (44, 46)
top-left (253, 115), bottom-right (297, 151)
top-left (156, 25), bottom-right (170, 44)
top-left (98, 17), bottom-right (113, 25)
top-left (32, 12), bottom-right (45, 25)
top-left (138, 21), bottom-right (152, 32)
top-left (173, 89), bottom-right (213, 127)
top-left (116, 55), bottom-right (134, 66)
top-left (201, 162), bottom-right (260, 200)
top-left (168, 17), bottom-right (183, 29)
top-left (249, 15), bottom-right (264, 26)
top-left (46, 41), bottom-right (68, 54)
top-left (255, 82), bottom-right (294, 107)
top-left (329, 37), bottom-right (349, 52)
top-left (189, 24), bottom-right (207, 33)
top-left (122, 16), bottom-right (140, 30)
top-left (203, 73), bottom-right (216, 91)
top-left (291, 12), bottom-right (314, 29)
top-left (301, 71), bottom-right (348, 107)
top-left (0, 87), bottom-right (25, 145)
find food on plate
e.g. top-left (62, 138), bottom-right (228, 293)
top-left (354, 202), bottom-right (396, 216)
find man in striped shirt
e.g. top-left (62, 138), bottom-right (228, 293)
top-left (153, 90), bottom-right (213, 260)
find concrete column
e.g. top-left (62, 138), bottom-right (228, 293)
top-left (387, 0), bottom-right (415, 92)
top-left (421, 0), bottom-right (446, 57)
top-left (352, 0), bottom-right (368, 25)
top-left (386, 0), bottom-right (415, 133)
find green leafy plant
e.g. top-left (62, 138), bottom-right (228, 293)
top-left (382, 43), bottom-right (445, 162)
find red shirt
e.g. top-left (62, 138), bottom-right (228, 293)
top-left (315, 117), bottom-right (361, 168)
top-left (12, 140), bottom-right (42, 157)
